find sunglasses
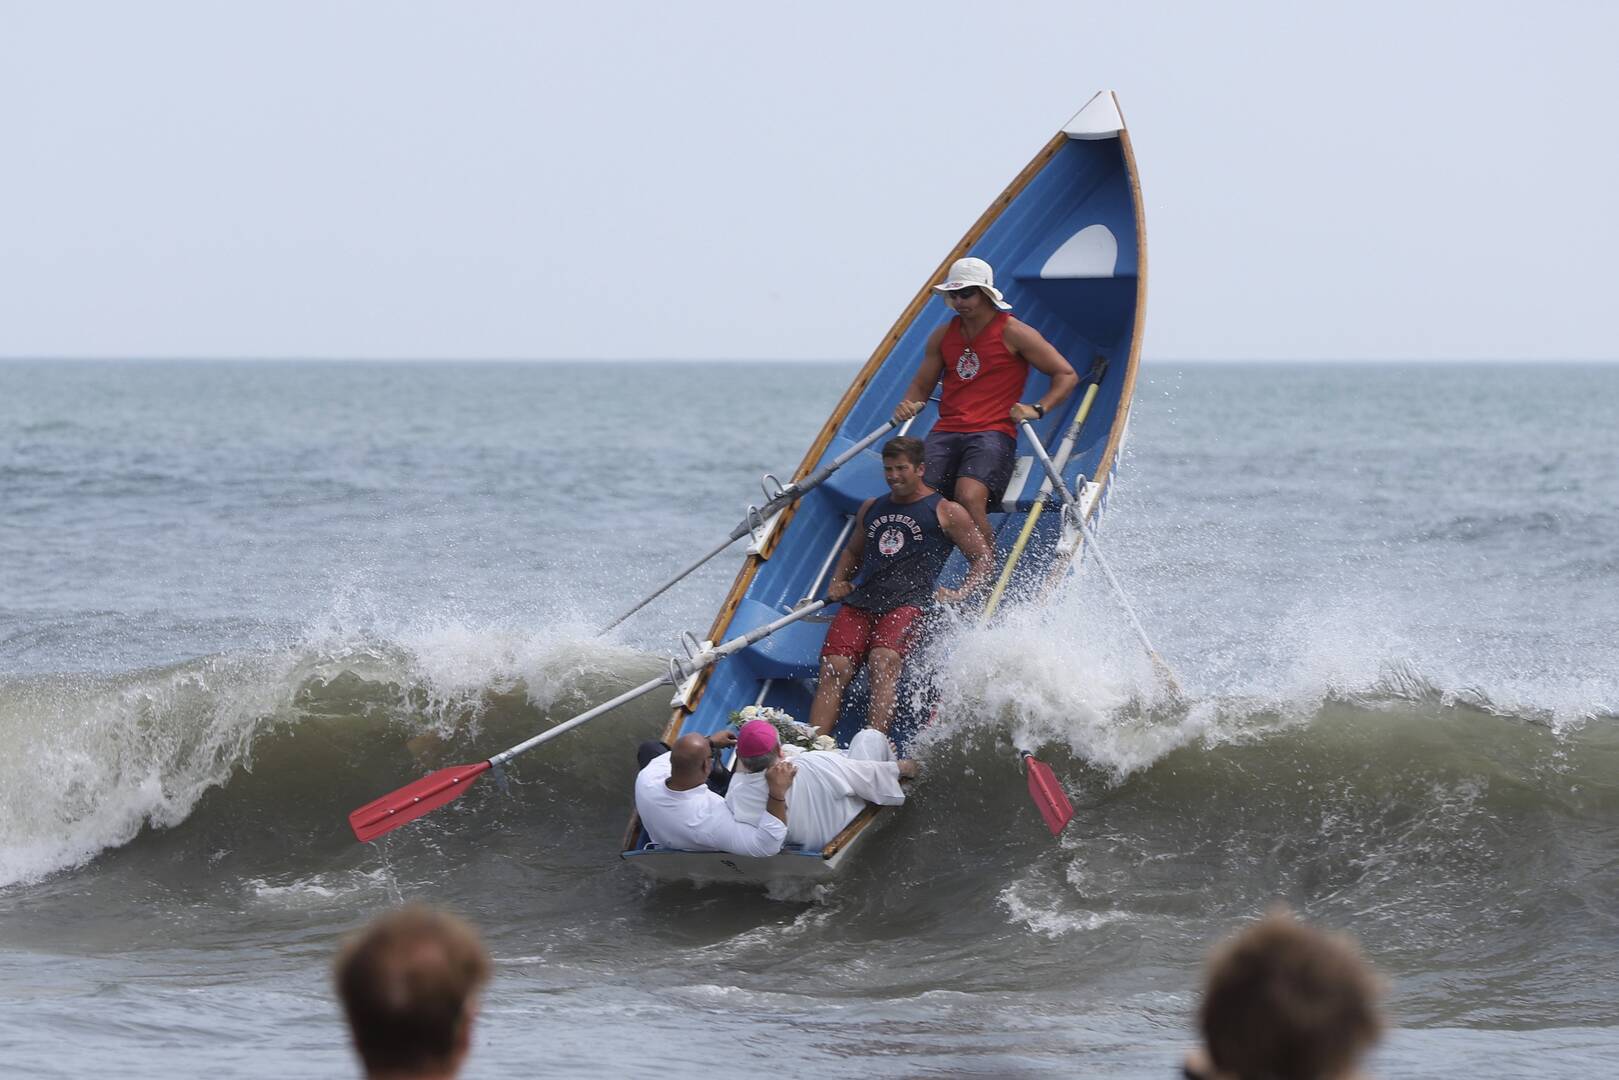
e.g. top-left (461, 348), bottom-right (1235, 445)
top-left (944, 286), bottom-right (981, 300)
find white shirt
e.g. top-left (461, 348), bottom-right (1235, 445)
top-left (725, 728), bottom-right (906, 851)
top-left (634, 751), bottom-right (787, 857)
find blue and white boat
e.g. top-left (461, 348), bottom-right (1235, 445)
top-left (622, 91), bottom-right (1148, 884)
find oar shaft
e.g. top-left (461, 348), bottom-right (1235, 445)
top-left (491, 672), bottom-right (672, 766)
top-left (1013, 422), bottom-right (1180, 690)
top-left (495, 600), bottom-right (827, 768)
top-left (1076, 519), bottom-right (1159, 659)
top-left (598, 534), bottom-right (738, 635)
top-left (597, 421), bottom-right (896, 636)
top-left (982, 501), bottom-right (1046, 620)
top-left (754, 420), bottom-right (897, 523)
top-left (980, 382), bottom-right (1103, 625)
top-left (718, 599), bottom-right (826, 654)
top-left (1018, 420), bottom-right (1077, 506)
top-left (1048, 379), bottom-right (1102, 477)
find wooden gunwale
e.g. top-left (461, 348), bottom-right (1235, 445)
top-left (1087, 121), bottom-right (1148, 502)
top-left (1037, 106), bottom-right (1148, 593)
top-left (819, 803), bottom-right (881, 859)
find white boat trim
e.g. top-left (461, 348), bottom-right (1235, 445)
top-left (1062, 90), bottom-right (1124, 140)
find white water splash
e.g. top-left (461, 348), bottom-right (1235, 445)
top-left (917, 581), bottom-right (1215, 778)
top-left (998, 876), bottom-right (1136, 938)
top-left (244, 868), bottom-right (396, 907)
top-left (392, 615), bottom-right (646, 733)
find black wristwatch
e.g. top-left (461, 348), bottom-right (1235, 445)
top-left (1032, 402), bottom-right (1046, 418)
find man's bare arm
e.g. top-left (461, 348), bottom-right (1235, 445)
top-left (764, 759), bottom-right (796, 826)
top-left (934, 500), bottom-right (995, 602)
top-left (892, 325), bottom-right (949, 422)
top-left (1005, 320), bottom-right (1078, 420)
top-left (825, 499), bottom-right (873, 601)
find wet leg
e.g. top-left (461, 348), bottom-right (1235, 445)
top-left (810, 654), bottom-right (858, 736)
top-left (866, 647), bottom-right (904, 734)
top-left (951, 475), bottom-right (995, 551)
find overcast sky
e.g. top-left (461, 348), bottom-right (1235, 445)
top-left (3, 1), bottom-right (1616, 362)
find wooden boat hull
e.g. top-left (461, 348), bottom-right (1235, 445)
top-left (623, 91), bottom-right (1146, 880)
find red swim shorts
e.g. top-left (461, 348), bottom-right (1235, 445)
top-left (820, 603), bottom-right (925, 660)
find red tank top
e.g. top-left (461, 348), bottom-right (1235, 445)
top-left (934, 312), bottom-right (1026, 438)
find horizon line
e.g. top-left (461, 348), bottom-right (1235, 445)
top-left (3, 355), bottom-right (1618, 366)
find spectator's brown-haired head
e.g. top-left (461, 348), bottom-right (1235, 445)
top-left (1194, 907), bottom-right (1384, 1080)
top-left (335, 905), bottom-right (491, 1078)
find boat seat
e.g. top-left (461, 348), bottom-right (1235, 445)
top-left (815, 443), bottom-right (885, 514)
top-left (725, 598), bottom-right (824, 680)
top-left (993, 455), bottom-right (1039, 514)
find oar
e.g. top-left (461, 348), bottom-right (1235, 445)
top-left (1020, 751), bottom-right (1075, 836)
top-left (980, 356), bottom-right (1107, 623)
top-left (978, 360), bottom-right (1102, 837)
top-left (597, 419), bottom-right (900, 635)
top-left (349, 601), bottom-right (828, 842)
top-left (1043, 356), bottom-right (1109, 489)
top-left (1000, 408), bottom-right (1179, 836)
top-left (1016, 419), bottom-right (1183, 695)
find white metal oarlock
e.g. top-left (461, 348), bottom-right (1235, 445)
top-left (669, 636), bottom-right (713, 707)
top-left (678, 630), bottom-right (704, 659)
top-left (760, 473), bottom-right (787, 502)
top-left (744, 504), bottom-right (786, 557)
top-left (1057, 478), bottom-right (1101, 555)
top-left (743, 505), bottom-right (767, 548)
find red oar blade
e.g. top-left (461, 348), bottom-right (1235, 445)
top-left (1024, 754), bottom-right (1075, 837)
top-left (349, 761), bottom-right (492, 842)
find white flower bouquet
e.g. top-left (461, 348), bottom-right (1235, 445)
top-left (728, 704), bottom-right (838, 752)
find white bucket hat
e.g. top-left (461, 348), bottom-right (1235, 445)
top-left (932, 257), bottom-right (1012, 311)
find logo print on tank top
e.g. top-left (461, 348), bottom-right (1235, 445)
top-left (877, 526), bottom-right (906, 556)
top-left (955, 347), bottom-right (981, 381)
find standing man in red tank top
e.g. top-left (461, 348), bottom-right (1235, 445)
top-left (892, 257), bottom-right (1078, 548)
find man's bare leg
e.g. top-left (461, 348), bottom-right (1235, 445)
top-left (952, 475), bottom-right (996, 552)
top-left (809, 654), bottom-right (858, 737)
top-left (866, 647), bottom-right (903, 734)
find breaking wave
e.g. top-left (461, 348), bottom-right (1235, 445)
top-left (1, 600), bottom-right (1612, 893)
top-left (0, 618), bottom-right (653, 890)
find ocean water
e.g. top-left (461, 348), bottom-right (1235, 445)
top-left (0, 359), bottom-right (1615, 1078)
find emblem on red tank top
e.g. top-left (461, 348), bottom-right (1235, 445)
top-left (955, 348), bottom-right (981, 381)
top-left (877, 526), bottom-right (906, 556)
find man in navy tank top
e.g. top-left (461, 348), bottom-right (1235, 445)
top-left (892, 257), bottom-right (1078, 548)
top-left (808, 436), bottom-right (993, 738)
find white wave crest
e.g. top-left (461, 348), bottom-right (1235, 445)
top-left (0, 654), bottom-right (300, 889)
top-left (0, 608), bottom-right (661, 888)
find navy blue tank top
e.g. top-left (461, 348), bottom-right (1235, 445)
top-left (845, 491), bottom-right (953, 613)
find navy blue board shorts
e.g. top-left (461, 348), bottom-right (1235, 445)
top-left (923, 430), bottom-right (1017, 504)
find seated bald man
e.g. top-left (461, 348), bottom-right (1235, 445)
top-left (634, 731), bottom-right (796, 856)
